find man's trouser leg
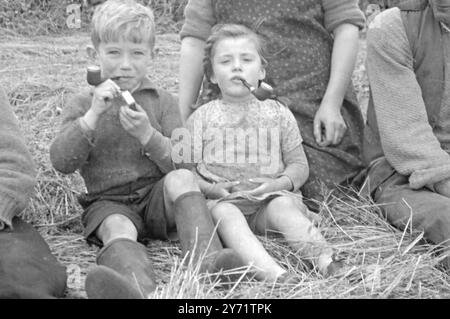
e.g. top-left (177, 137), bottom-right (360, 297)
top-left (0, 217), bottom-right (67, 298)
top-left (368, 160), bottom-right (450, 269)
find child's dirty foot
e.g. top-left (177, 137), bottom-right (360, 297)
top-left (200, 249), bottom-right (257, 289)
top-left (323, 254), bottom-right (348, 278)
top-left (273, 271), bottom-right (302, 285)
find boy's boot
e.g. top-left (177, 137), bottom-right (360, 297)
top-left (86, 266), bottom-right (143, 299)
top-left (173, 191), bottom-right (247, 279)
top-left (85, 238), bottom-right (157, 299)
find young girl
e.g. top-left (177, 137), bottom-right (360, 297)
top-left (185, 24), bottom-right (343, 281)
top-left (179, 0), bottom-right (366, 204)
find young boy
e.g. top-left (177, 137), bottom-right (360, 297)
top-left (50, 0), bottom-right (243, 299)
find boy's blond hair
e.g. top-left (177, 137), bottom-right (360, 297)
top-left (91, 0), bottom-right (156, 49)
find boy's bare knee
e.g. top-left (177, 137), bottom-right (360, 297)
top-left (97, 214), bottom-right (137, 243)
top-left (101, 214), bottom-right (134, 227)
top-left (164, 169), bottom-right (199, 200)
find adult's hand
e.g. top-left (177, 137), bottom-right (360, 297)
top-left (313, 101), bottom-right (347, 146)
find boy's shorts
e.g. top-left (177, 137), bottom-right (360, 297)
top-left (78, 177), bottom-right (174, 247)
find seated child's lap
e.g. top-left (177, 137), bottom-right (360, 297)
top-left (207, 191), bottom-right (321, 234)
top-left (79, 177), bottom-right (173, 246)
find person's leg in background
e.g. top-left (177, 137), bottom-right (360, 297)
top-left (368, 161), bottom-right (450, 270)
top-left (0, 217), bottom-right (67, 299)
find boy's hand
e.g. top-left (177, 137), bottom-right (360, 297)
top-left (204, 181), bottom-right (240, 199)
top-left (90, 79), bottom-right (121, 116)
top-left (82, 80), bottom-right (121, 130)
top-left (119, 103), bottom-right (155, 145)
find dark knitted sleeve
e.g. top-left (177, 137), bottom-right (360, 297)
top-left (180, 0), bottom-right (216, 41)
top-left (160, 90), bottom-right (183, 137)
top-left (49, 91), bottom-right (94, 174)
top-left (182, 105), bottom-right (205, 170)
top-left (142, 90), bottom-right (180, 173)
top-left (0, 87), bottom-right (36, 228)
top-left (322, 0), bottom-right (366, 32)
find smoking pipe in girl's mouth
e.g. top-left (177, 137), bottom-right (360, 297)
top-left (240, 78), bottom-right (275, 101)
top-left (87, 65), bottom-right (137, 110)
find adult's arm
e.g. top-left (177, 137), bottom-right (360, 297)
top-left (314, 23), bottom-right (360, 146)
top-left (0, 87), bottom-right (36, 229)
top-left (178, 0), bottom-right (216, 123)
top-left (178, 38), bottom-right (206, 123)
top-left (367, 8), bottom-right (450, 189)
top-left (314, 0), bottom-right (365, 146)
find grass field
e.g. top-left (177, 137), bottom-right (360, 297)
top-left (1, 28), bottom-right (449, 299)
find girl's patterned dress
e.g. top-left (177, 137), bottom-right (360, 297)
top-left (186, 97), bottom-right (320, 225)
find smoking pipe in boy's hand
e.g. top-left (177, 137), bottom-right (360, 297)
top-left (87, 65), bottom-right (137, 111)
top-left (240, 78), bottom-right (275, 101)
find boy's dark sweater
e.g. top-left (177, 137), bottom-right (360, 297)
top-left (50, 76), bottom-right (181, 195)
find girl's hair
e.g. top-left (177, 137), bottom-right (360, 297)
top-left (203, 24), bottom-right (268, 81)
top-left (91, 0), bottom-right (156, 49)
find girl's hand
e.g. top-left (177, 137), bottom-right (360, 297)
top-left (90, 79), bottom-right (121, 116)
top-left (204, 181), bottom-right (240, 199)
top-left (245, 177), bottom-right (286, 196)
top-left (313, 101), bottom-right (347, 147)
top-left (119, 103), bottom-right (155, 145)
top-left (434, 179), bottom-right (450, 198)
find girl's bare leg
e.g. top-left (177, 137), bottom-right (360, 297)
top-left (211, 202), bottom-right (286, 281)
top-left (255, 196), bottom-right (334, 275)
